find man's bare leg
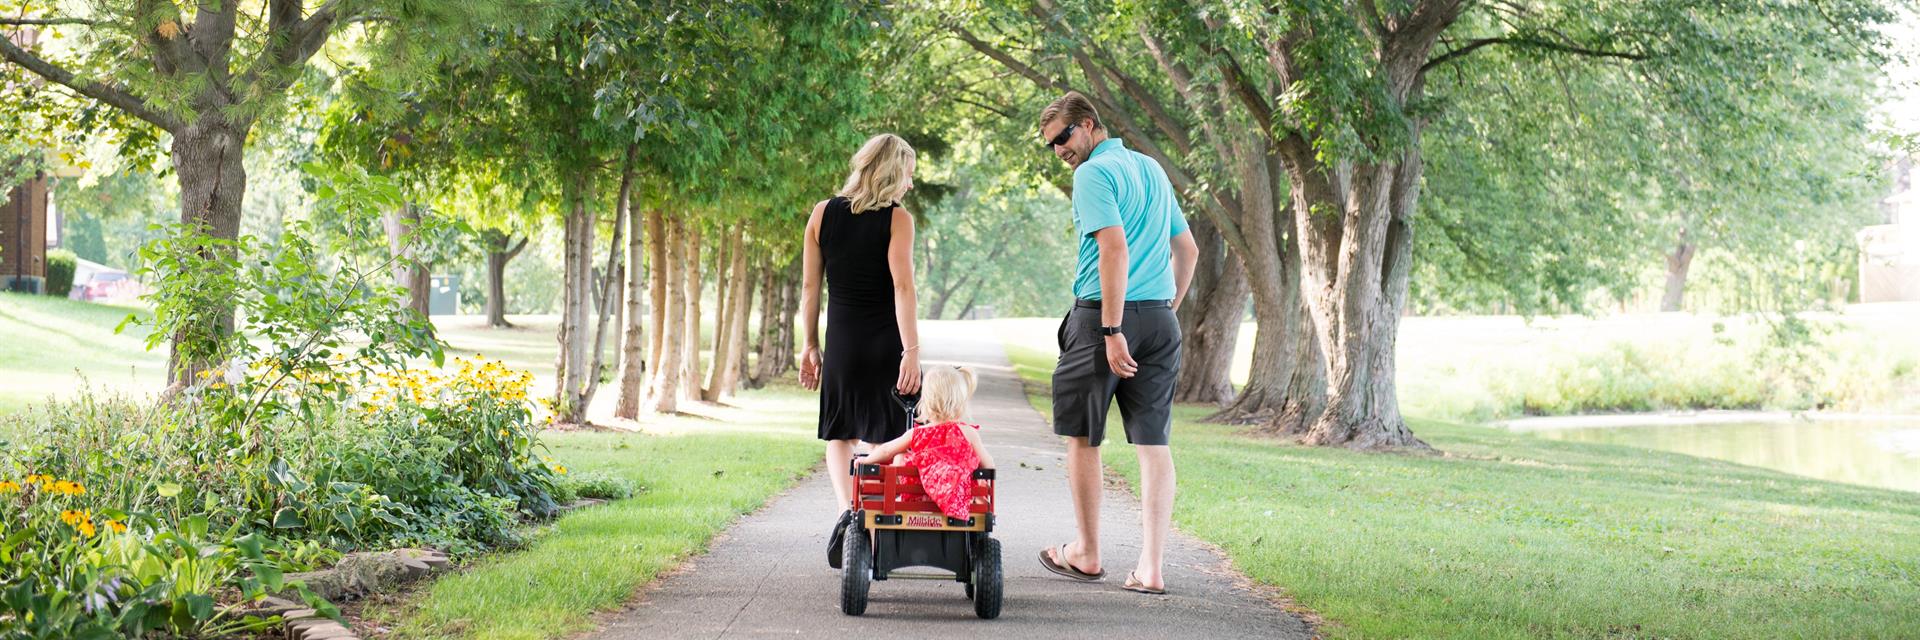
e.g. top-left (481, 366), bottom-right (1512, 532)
top-left (1054, 435), bottom-right (1104, 574)
top-left (1132, 443), bottom-right (1175, 589)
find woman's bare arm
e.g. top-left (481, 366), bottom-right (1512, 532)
top-left (887, 206), bottom-right (922, 395)
top-left (798, 201), bottom-right (828, 390)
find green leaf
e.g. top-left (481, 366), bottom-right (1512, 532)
top-left (272, 507), bottom-right (305, 529)
top-left (185, 593), bottom-right (215, 620)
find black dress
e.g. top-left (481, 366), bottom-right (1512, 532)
top-left (817, 196), bottom-right (911, 443)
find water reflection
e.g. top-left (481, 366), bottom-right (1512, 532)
top-left (1534, 421), bottom-right (1920, 493)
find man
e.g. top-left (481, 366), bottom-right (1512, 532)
top-left (1035, 92), bottom-right (1198, 595)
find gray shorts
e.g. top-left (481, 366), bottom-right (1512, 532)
top-left (1051, 299), bottom-right (1182, 447)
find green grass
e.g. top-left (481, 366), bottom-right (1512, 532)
top-left (0, 293), bottom-right (162, 413)
top-left (370, 386), bottom-right (821, 640)
top-left (991, 306), bottom-right (1920, 421)
top-left (998, 334), bottom-right (1920, 640)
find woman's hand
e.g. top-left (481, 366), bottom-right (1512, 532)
top-left (799, 345), bottom-right (823, 390)
top-left (896, 350), bottom-right (921, 395)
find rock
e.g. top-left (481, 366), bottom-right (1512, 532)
top-left (294, 622), bottom-right (357, 640)
top-left (393, 548), bottom-right (453, 571)
top-left (285, 551), bottom-right (431, 602)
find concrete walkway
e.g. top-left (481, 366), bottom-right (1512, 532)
top-left (590, 321), bottom-right (1315, 639)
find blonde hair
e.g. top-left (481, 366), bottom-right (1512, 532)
top-left (837, 133), bottom-right (915, 214)
top-left (1038, 91), bottom-right (1104, 133)
top-left (916, 367), bottom-right (977, 425)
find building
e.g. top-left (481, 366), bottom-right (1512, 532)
top-left (1859, 154), bottom-right (1920, 303)
top-left (0, 174), bottom-right (50, 294)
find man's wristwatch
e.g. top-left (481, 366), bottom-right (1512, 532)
top-left (1099, 325), bottom-right (1124, 336)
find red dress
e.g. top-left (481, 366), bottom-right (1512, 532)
top-left (896, 421), bottom-right (981, 520)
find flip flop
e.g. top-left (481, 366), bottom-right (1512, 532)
top-left (1123, 571), bottom-right (1167, 595)
top-left (1039, 544), bottom-right (1105, 581)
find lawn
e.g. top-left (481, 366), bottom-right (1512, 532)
top-left (0, 293), bottom-right (823, 640)
top-left (0, 293), bottom-right (162, 415)
top-left (991, 304), bottom-right (1920, 420)
top-left (997, 327), bottom-right (1920, 640)
top-left (368, 387), bottom-right (821, 640)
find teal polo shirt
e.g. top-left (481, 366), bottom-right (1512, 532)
top-left (1071, 138), bottom-right (1189, 301)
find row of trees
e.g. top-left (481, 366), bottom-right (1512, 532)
top-left (2, 0), bottom-right (1900, 449)
top-left (907, 0), bottom-right (1895, 448)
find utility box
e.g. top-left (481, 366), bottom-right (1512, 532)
top-left (429, 274), bottom-right (461, 316)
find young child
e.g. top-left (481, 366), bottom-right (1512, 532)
top-left (861, 366), bottom-right (995, 521)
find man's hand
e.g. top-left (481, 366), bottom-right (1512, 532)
top-left (1105, 333), bottom-right (1139, 378)
top-left (799, 345), bottom-right (823, 390)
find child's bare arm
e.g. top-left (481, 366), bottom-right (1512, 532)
top-left (863, 432), bottom-right (913, 465)
top-left (961, 426), bottom-right (995, 469)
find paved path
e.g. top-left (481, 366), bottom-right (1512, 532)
top-left (591, 321), bottom-right (1315, 639)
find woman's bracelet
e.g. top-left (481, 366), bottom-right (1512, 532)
top-left (902, 344), bottom-right (920, 355)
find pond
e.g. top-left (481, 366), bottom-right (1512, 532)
top-left (1532, 419), bottom-right (1920, 494)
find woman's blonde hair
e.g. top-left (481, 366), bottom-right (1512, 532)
top-left (916, 366), bottom-right (977, 425)
top-left (837, 133), bottom-right (915, 214)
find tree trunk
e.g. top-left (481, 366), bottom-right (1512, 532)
top-left (615, 205), bottom-right (653, 418)
top-left (1172, 216), bottom-right (1248, 406)
top-left (733, 270), bottom-right (759, 387)
top-left (704, 224), bottom-right (738, 400)
top-left (646, 210), bottom-right (669, 374)
top-left (772, 259), bottom-right (801, 376)
top-left (1661, 231), bottom-right (1696, 312)
top-left (553, 176), bottom-right (593, 425)
top-left (1206, 144), bottom-right (1325, 425)
top-left (716, 229), bottom-right (754, 398)
top-left (579, 159), bottom-right (631, 417)
top-left (647, 217), bottom-right (684, 413)
top-left (383, 204), bottom-right (431, 317)
top-left (750, 257), bottom-right (781, 387)
top-left (166, 120), bottom-right (250, 385)
top-left (1286, 144), bottom-right (1428, 451)
top-left (679, 224), bottom-right (705, 401)
top-left (485, 232), bottom-right (527, 328)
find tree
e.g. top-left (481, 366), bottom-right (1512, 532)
top-left (0, 1), bottom-right (494, 381)
top-left (933, 0), bottom-right (1898, 448)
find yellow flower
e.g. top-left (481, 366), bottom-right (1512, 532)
top-left (51, 480), bottom-right (84, 496)
top-left (24, 474), bottom-right (49, 486)
top-left (106, 519), bottom-right (127, 534)
top-left (60, 509), bottom-right (87, 525)
top-left (498, 429), bottom-right (509, 438)
top-left (77, 520), bottom-right (96, 537)
top-left (551, 465), bottom-right (569, 475)
top-left (209, 382), bottom-right (228, 390)
top-left (0, 481), bottom-right (20, 494)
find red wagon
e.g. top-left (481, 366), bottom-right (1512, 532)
top-left (839, 457), bottom-right (1002, 619)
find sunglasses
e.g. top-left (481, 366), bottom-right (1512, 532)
top-left (1044, 122), bottom-right (1078, 150)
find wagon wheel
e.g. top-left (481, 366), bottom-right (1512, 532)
top-left (840, 523), bottom-right (872, 616)
top-left (972, 537), bottom-right (1002, 619)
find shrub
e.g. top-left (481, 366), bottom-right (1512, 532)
top-left (0, 214), bottom-right (563, 632)
top-left (44, 248), bottom-right (76, 297)
top-left (554, 470), bottom-right (640, 502)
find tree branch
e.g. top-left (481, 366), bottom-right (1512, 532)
top-left (1423, 36), bottom-right (1648, 72)
top-left (0, 36), bottom-right (181, 130)
top-left (0, 17), bottom-right (97, 26)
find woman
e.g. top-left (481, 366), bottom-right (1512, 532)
top-left (798, 133), bottom-right (922, 567)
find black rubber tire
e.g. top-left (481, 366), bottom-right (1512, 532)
top-left (840, 524), bottom-right (872, 616)
top-left (973, 537), bottom-right (1002, 619)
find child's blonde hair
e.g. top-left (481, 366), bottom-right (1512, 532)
top-left (916, 366), bottom-right (977, 425)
